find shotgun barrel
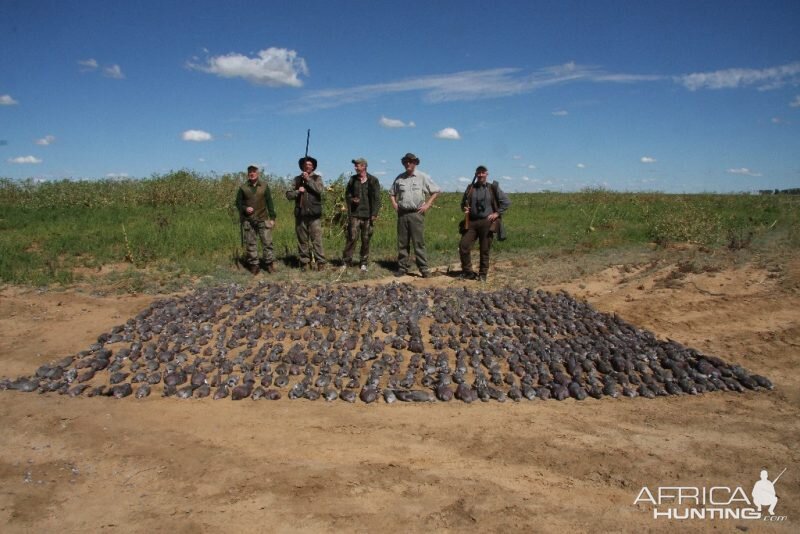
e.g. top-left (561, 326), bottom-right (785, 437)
top-left (464, 174), bottom-right (477, 230)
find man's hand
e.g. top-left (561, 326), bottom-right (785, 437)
top-left (246, 207), bottom-right (254, 215)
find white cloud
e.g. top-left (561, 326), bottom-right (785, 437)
top-left (501, 175), bottom-right (513, 181)
top-left (527, 164), bottom-right (537, 170)
top-left (187, 47), bottom-right (309, 87)
top-left (727, 167), bottom-right (762, 177)
top-left (373, 171), bottom-right (387, 176)
top-left (457, 176), bottom-right (470, 182)
top-left (790, 95), bottom-right (800, 108)
top-left (677, 61), bottom-right (800, 91)
top-left (521, 176), bottom-right (530, 181)
top-left (292, 62), bottom-right (664, 111)
top-left (36, 135), bottom-right (56, 146)
top-left (577, 163), bottom-right (586, 169)
top-left (0, 94), bottom-right (18, 105)
top-left (512, 154), bottom-right (522, 160)
top-left (640, 156), bottom-right (657, 163)
top-left (78, 58), bottom-right (98, 71)
top-left (103, 64), bottom-right (125, 79)
top-left (182, 129), bottom-right (213, 142)
top-left (106, 172), bottom-right (129, 178)
top-left (288, 60), bottom-right (800, 112)
top-left (435, 127), bottom-right (461, 140)
top-left (9, 155), bottom-right (42, 164)
top-left (379, 116), bottom-right (415, 128)
top-left (771, 117), bottom-right (784, 124)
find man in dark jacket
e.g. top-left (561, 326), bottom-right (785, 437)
top-left (285, 156), bottom-right (327, 271)
top-left (236, 165), bottom-right (277, 275)
top-left (343, 157), bottom-right (381, 271)
top-left (459, 165), bottom-right (510, 281)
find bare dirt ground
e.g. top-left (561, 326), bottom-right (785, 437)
top-left (0, 247), bottom-right (798, 533)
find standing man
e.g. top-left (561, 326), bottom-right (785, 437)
top-left (343, 158), bottom-right (381, 271)
top-left (390, 152), bottom-right (441, 278)
top-left (459, 165), bottom-right (510, 281)
top-left (236, 165), bottom-right (277, 275)
top-left (286, 156), bottom-right (327, 271)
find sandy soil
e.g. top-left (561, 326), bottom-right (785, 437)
top-left (0, 250), bottom-right (798, 533)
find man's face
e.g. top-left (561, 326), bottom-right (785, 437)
top-left (354, 162), bottom-right (366, 175)
top-left (476, 170), bottom-right (488, 184)
top-left (247, 170), bottom-right (258, 183)
top-left (303, 161), bottom-right (314, 173)
top-left (403, 160), bottom-right (416, 174)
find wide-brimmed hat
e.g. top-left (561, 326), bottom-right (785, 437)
top-left (401, 152), bottom-right (420, 165)
top-left (298, 156), bottom-right (318, 171)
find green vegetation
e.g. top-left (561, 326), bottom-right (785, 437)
top-left (1, 172), bottom-right (798, 290)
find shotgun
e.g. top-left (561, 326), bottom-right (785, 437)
top-left (464, 174), bottom-right (477, 230)
top-left (772, 467), bottom-right (787, 484)
top-left (300, 129), bottom-right (310, 210)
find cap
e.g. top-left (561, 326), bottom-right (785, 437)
top-left (351, 158), bottom-right (368, 166)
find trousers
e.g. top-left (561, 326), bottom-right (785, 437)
top-left (343, 217), bottom-right (374, 266)
top-left (459, 217), bottom-right (493, 275)
top-left (396, 211), bottom-right (429, 273)
top-left (242, 220), bottom-right (274, 265)
top-left (295, 216), bottom-right (326, 265)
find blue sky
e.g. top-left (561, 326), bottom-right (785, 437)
top-left (1, 0), bottom-right (799, 192)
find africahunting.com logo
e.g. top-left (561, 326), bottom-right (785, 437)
top-left (634, 468), bottom-right (788, 522)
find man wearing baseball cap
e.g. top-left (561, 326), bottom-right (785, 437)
top-left (343, 158), bottom-right (382, 271)
top-left (389, 152), bottom-right (441, 278)
top-left (236, 164), bottom-right (277, 275)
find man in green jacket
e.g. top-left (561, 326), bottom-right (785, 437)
top-left (236, 165), bottom-right (277, 275)
top-left (343, 157), bottom-right (381, 271)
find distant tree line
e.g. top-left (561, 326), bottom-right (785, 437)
top-left (759, 188), bottom-right (800, 195)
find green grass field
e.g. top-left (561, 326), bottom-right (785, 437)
top-left (1, 172), bottom-right (798, 290)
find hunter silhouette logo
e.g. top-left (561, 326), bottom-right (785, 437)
top-left (752, 468), bottom-right (785, 516)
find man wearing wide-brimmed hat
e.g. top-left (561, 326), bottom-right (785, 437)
top-left (389, 152), bottom-right (441, 278)
top-left (286, 156), bottom-right (327, 271)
